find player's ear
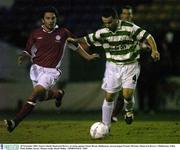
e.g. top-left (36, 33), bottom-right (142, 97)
top-left (41, 18), bottom-right (44, 24)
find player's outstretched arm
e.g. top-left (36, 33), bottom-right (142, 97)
top-left (18, 51), bottom-right (31, 65)
top-left (146, 35), bottom-right (160, 62)
top-left (67, 37), bottom-right (99, 61)
top-left (67, 37), bottom-right (87, 45)
top-left (76, 45), bottom-right (99, 61)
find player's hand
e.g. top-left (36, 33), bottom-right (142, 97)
top-left (17, 55), bottom-right (25, 65)
top-left (151, 51), bottom-right (160, 62)
top-left (17, 52), bottom-right (31, 65)
top-left (67, 37), bottom-right (78, 44)
top-left (89, 53), bottom-right (100, 60)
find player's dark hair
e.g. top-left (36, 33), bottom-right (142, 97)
top-left (101, 7), bottom-right (118, 19)
top-left (40, 6), bottom-right (59, 19)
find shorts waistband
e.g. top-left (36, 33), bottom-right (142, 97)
top-left (32, 64), bottom-right (61, 72)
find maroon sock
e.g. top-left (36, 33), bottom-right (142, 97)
top-left (14, 102), bottom-right (35, 125)
top-left (46, 90), bottom-right (61, 100)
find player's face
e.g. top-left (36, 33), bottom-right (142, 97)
top-left (120, 9), bottom-right (133, 22)
top-left (42, 12), bottom-right (57, 31)
top-left (102, 16), bottom-right (118, 31)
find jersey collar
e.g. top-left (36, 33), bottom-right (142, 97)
top-left (42, 25), bottom-right (59, 33)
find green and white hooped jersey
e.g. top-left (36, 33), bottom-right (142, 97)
top-left (84, 20), bottom-right (150, 64)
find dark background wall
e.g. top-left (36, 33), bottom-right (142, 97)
top-left (0, 0), bottom-right (180, 112)
top-left (0, 0), bottom-right (180, 82)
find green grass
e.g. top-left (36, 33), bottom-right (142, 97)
top-left (0, 111), bottom-right (180, 143)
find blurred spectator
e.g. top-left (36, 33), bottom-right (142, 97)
top-left (137, 48), bottom-right (160, 114)
top-left (138, 27), bottom-right (173, 114)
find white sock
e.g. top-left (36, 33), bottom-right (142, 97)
top-left (124, 96), bottom-right (135, 112)
top-left (102, 99), bottom-right (114, 127)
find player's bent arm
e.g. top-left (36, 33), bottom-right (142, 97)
top-left (18, 51), bottom-right (31, 64)
top-left (76, 45), bottom-right (99, 61)
top-left (146, 35), bottom-right (158, 52)
top-left (146, 35), bottom-right (160, 61)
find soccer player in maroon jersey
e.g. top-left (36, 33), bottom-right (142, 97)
top-left (4, 6), bottom-right (98, 133)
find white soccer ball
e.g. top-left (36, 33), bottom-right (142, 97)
top-left (90, 122), bottom-right (109, 139)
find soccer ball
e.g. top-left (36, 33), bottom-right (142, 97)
top-left (90, 122), bottom-right (109, 139)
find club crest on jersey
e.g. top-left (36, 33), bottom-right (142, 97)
top-left (55, 35), bottom-right (61, 41)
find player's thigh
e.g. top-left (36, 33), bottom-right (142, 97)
top-left (38, 71), bottom-right (61, 89)
top-left (30, 64), bottom-right (40, 86)
top-left (122, 63), bottom-right (140, 90)
top-left (101, 64), bottom-right (122, 93)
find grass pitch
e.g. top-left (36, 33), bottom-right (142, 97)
top-left (0, 111), bottom-right (180, 143)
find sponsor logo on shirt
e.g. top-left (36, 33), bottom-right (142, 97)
top-left (37, 37), bottom-right (43, 40)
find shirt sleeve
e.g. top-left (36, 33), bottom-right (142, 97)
top-left (23, 32), bottom-right (35, 56)
top-left (64, 28), bottom-right (79, 51)
top-left (65, 28), bottom-right (76, 38)
top-left (84, 30), bottom-right (103, 47)
top-left (132, 24), bottom-right (150, 42)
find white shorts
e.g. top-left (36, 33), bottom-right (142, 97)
top-left (30, 64), bottom-right (61, 89)
top-left (101, 61), bottom-right (140, 93)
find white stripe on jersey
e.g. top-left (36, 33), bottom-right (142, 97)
top-left (31, 44), bottom-right (37, 59)
top-left (136, 30), bottom-right (146, 41)
top-left (56, 41), bottom-right (67, 69)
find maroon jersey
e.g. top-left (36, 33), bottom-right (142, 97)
top-left (24, 26), bottom-right (73, 68)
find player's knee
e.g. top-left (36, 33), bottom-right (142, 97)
top-left (123, 89), bottom-right (134, 100)
top-left (29, 85), bottom-right (47, 102)
top-left (28, 92), bottom-right (46, 102)
top-left (105, 93), bottom-right (116, 102)
top-left (123, 92), bottom-right (133, 100)
top-left (106, 97), bottom-right (114, 102)
top-left (105, 95), bottom-right (114, 102)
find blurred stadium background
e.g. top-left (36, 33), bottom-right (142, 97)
top-left (0, 0), bottom-right (180, 114)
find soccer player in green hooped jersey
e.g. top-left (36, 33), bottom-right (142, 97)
top-left (111, 5), bottom-right (152, 122)
top-left (68, 7), bottom-right (160, 133)
top-left (111, 5), bottom-right (134, 123)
